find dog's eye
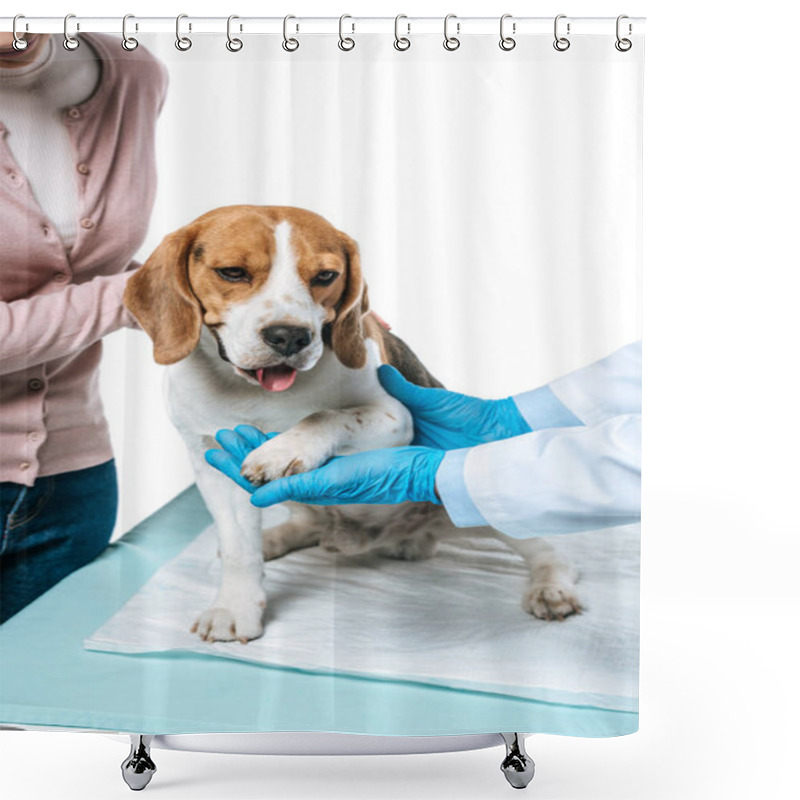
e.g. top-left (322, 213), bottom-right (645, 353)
top-left (215, 267), bottom-right (251, 283)
top-left (311, 270), bottom-right (339, 286)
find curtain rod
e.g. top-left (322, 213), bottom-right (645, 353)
top-left (1, 16), bottom-right (646, 37)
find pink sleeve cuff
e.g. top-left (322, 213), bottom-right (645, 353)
top-left (118, 266), bottom-right (141, 330)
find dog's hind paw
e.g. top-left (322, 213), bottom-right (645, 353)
top-left (375, 531), bottom-right (438, 561)
top-left (261, 523), bottom-right (321, 560)
top-left (523, 582), bottom-right (583, 621)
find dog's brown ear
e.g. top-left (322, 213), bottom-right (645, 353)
top-left (124, 227), bottom-right (202, 365)
top-left (331, 232), bottom-right (369, 369)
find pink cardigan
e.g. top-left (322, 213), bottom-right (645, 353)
top-left (0, 34), bottom-right (168, 486)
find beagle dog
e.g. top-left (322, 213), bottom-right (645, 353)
top-left (125, 205), bottom-right (582, 643)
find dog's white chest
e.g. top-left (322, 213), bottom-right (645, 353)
top-left (164, 334), bottom-right (388, 447)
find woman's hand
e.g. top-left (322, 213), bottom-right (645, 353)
top-left (377, 365), bottom-right (531, 450)
top-left (205, 425), bottom-right (445, 508)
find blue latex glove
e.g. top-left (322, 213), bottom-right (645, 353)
top-left (377, 365), bottom-right (531, 450)
top-left (205, 425), bottom-right (276, 492)
top-left (205, 425), bottom-right (445, 508)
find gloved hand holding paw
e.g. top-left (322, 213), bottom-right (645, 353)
top-left (205, 424), bottom-right (444, 508)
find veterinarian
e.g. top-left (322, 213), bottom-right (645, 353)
top-left (207, 341), bottom-right (642, 539)
top-left (0, 33), bottom-right (167, 622)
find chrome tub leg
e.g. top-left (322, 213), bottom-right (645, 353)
top-left (500, 732), bottom-right (535, 789)
top-left (121, 734), bottom-right (156, 791)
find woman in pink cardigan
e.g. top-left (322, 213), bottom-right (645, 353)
top-left (0, 32), bottom-right (167, 622)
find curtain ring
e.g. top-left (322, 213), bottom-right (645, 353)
top-left (226, 15), bottom-right (243, 51)
top-left (615, 14), bottom-right (632, 52)
top-left (553, 14), bottom-right (570, 52)
top-left (176, 13), bottom-right (192, 51)
top-left (12, 15), bottom-right (28, 51)
top-left (63, 13), bottom-right (80, 51)
top-left (122, 14), bottom-right (138, 51)
top-left (443, 14), bottom-right (460, 51)
top-left (338, 14), bottom-right (355, 51)
top-left (499, 14), bottom-right (516, 51)
top-left (282, 15), bottom-right (299, 52)
top-left (393, 15), bottom-right (411, 51)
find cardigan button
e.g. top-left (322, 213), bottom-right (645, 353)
top-left (27, 378), bottom-right (44, 392)
top-left (20, 462), bottom-right (31, 472)
top-left (80, 218), bottom-right (95, 229)
top-left (53, 271), bottom-right (69, 283)
top-left (77, 163), bottom-right (90, 175)
top-left (67, 107), bottom-right (81, 119)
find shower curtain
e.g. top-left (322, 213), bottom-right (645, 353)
top-left (0, 21), bottom-right (643, 739)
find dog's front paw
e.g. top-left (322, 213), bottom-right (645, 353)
top-left (241, 433), bottom-right (330, 486)
top-left (191, 600), bottom-right (266, 644)
top-left (523, 581), bottom-right (583, 621)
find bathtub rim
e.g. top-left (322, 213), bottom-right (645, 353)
top-left (2, 724), bottom-right (517, 756)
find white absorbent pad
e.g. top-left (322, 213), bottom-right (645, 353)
top-left (85, 510), bottom-right (639, 712)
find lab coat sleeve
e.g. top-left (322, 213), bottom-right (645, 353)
top-left (435, 414), bottom-right (641, 537)
top-left (512, 340), bottom-right (641, 428)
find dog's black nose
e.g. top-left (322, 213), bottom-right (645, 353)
top-left (261, 325), bottom-right (312, 356)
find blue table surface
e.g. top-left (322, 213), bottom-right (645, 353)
top-left (0, 486), bottom-right (637, 737)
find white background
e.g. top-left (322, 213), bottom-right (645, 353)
top-left (1, 2), bottom-right (799, 800)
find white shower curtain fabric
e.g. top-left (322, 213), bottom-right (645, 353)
top-left (106, 34), bottom-right (643, 528)
top-left (2, 30), bottom-right (643, 738)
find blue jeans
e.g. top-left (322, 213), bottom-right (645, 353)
top-left (0, 459), bottom-right (118, 624)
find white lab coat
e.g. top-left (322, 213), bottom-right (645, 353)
top-left (435, 341), bottom-right (641, 538)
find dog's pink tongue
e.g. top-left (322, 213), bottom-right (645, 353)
top-left (256, 366), bottom-right (297, 392)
